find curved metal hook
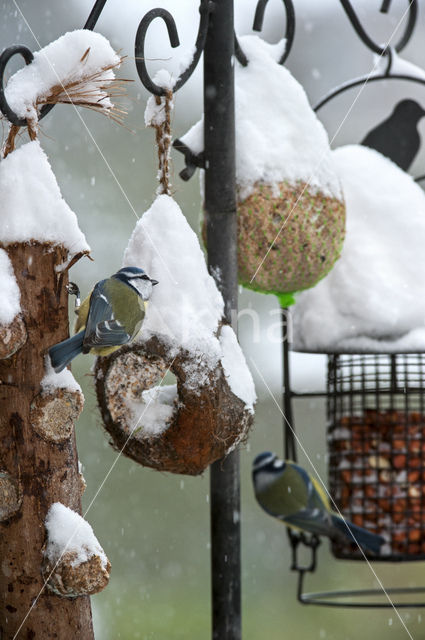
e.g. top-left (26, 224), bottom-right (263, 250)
top-left (0, 0), bottom-right (108, 127)
top-left (0, 46), bottom-right (36, 126)
top-left (135, 1), bottom-right (213, 96)
top-left (339, 0), bottom-right (417, 56)
top-left (234, 0), bottom-right (295, 67)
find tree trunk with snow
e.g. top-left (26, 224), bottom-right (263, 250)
top-left (0, 243), bottom-right (94, 639)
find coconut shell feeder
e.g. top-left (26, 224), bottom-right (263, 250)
top-left (95, 84), bottom-right (255, 476)
top-left (96, 334), bottom-right (253, 476)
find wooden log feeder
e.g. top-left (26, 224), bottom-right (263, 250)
top-left (0, 243), bottom-right (99, 638)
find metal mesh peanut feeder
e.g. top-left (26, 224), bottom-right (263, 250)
top-left (327, 353), bottom-right (425, 561)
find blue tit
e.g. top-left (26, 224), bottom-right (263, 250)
top-left (48, 267), bottom-right (158, 373)
top-left (252, 452), bottom-right (385, 554)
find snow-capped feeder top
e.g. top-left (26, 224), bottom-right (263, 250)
top-left (182, 35), bottom-right (341, 200)
top-left (0, 140), bottom-right (89, 256)
top-left (124, 195), bottom-right (225, 377)
top-left (0, 249), bottom-right (21, 325)
top-left (292, 145), bottom-right (425, 353)
top-left (180, 35), bottom-right (346, 301)
top-left (124, 193), bottom-right (255, 412)
top-left (96, 194), bottom-right (256, 475)
top-left (43, 502), bottom-right (110, 597)
top-left (4, 29), bottom-right (121, 124)
top-left (44, 502), bottom-right (108, 570)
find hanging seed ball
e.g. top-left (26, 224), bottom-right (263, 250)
top-left (236, 181), bottom-right (345, 295)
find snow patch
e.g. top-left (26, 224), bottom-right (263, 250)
top-left (0, 141), bottom-right (89, 255)
top-left (123, 194), bottom-right (224, 383)
top-left (219, 325), bottom-right (256, 413)
top-left (127, 384), bottom-right (177, 436)
top-left (373, 49), bottom-right (425, 80)
top-left (0, 249), bottom-right (21, 325)
top-left (42, 358), bottom-right (82, 394)
top-left (144, 70), bottom-right (175, 127)
top-left (44, 502), bottom-right (108, 569)
top-left (5, 29), bottom-right (120, 122)
top-left (293, 145), bottom-right (425, 352)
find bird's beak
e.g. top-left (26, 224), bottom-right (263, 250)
top-left (151, 279), bottom-right (159, 286)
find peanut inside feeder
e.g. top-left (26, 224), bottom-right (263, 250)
top-left (327, 354), bottom-right (425, 559)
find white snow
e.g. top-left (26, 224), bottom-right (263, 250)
top-left (180, 34), bottom-right (341, 200)
top-left (44, 502), bottom-right (108, 569)
top-left (144, 70), bottom-right (175, 127)
top-left (0, 249), bottom-right (20, 325)
top-left (123, 194), bottom-right (224, 368)
top-left (41, 358), bottom-right (82, 394)
top-left (127, 384), bottom-right (177, 436)
top-left (5, 29), bottom-right (120, 123)
top-left (373, 49), bottom-right (425, 81)
top-left (292, 145), bottom-right (425, 352)
top-left (0, 140), bottom-right (89, 255)
top-left (219, 325), bottom-right (256, 413)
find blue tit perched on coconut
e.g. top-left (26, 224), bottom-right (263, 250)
top-left (252, 452), bottom-right (385, 554)
top-left (48, 267), bottom-right (158, 373)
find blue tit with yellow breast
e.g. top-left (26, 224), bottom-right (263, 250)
top-left (48, 266), bottom-right (158, 373)
top-left (252, 452), bottom-right (384, 554)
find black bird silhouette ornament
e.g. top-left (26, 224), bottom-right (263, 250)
top-left (361, 99), bottom-right (425, 171)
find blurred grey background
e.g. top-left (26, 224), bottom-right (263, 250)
top-left (2, 0), bottom-right (425, 637)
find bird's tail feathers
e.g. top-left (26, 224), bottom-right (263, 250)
top-left (331, 515), bottom-right (384, 554)
top-left (48, 331), bottom-right (85, 373)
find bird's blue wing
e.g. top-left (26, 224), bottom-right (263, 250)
top-left (83, 281), bottom-right (131, 349)
top-left (284, 507), bottom-right (333, 538)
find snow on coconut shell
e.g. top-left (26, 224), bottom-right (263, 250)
top-left (182, 35), bottom-right (345, 299)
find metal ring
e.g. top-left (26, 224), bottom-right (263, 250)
top-left (339, 0), bottom-right (417, 56)
top-left (298, 575), bottom-right (425, 608)
top-left (135, 1), bottom-right (213, 96)
top-left (314, 72), bottom-right (425, 113)
top-left (234, 0), bottom-right (295, 67)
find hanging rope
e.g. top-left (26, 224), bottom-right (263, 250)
top-left (149, 88), bottom-right (174, 196)
top-left (3, 118), bottom-right (37, 159)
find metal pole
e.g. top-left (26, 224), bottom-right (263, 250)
top-left (282, 308), bottom-right (296, 461)
top-left (204, 1), bottom-right (240, 638)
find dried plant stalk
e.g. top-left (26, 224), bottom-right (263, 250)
top-left (37, 57), bottom-right (131, 125)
